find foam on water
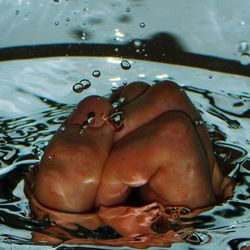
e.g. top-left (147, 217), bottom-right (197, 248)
top-left (0, 56), bottom-right (249, 249)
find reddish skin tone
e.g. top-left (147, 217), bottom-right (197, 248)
top-left (25, 81), bottom-right (233, 246)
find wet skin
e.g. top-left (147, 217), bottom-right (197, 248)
top-left (25, 81), bottom-right (233, 240)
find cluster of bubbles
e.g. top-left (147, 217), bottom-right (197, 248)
top-left (73, 79), bottom-right (91, 93)
top-left (72, 58), bottom-right (132, 94)
top-left (238, 40), bottom-right (250, 66)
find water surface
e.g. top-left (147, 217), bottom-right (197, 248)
top-left (0, 56), bottom-right (249, 249)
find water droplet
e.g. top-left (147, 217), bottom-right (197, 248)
top-left (73, 83), bottom-right (84, 93)
top-left (73, 79), bottom-right (91, 93)
top-left (60, 126), bottom-right (66, 132)
top-left (121, 60), bottom-right (131, 70)
top-left (126, 7), bottom-right (130, 12)
top-left (240, 53), bottom-right (250, 65)
top-left (87, 112), bottom-right (95, 125)
top-left (79, 121), bottom-right (89, 135)
top-left (108, 111), bottom-right (124, 131)
top-left (194, 119), bottom-right (205, 127)
top-left (118, 97), bottom-right (127, 105)
top-left (47, 155), bottom-right (53, 160)
top-left (112, 102), bottom-right (120, 110)
top-left (66, 18), bottom-right (70, 22)
top-left (111, 86), bottom-right (118, 93)
top-left (81, 31), bottom-right (86, 40)
top-left (92, 70), bottom-right (101, 78)
top-left (238, 41), bottom-right (249, 53)
top-left (54, 21), bottom-right (59, 26)
top-left (208, 75), bottom-right (213, 79)
top-left (133, 39), bottom-right (142, 48)
top-left (140, 22), bottom-right (145, 28)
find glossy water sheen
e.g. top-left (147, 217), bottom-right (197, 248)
top-left (0, 57), bottom-right (249, 250)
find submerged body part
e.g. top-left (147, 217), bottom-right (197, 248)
top-left (25, 81), bottom-right (234, 247)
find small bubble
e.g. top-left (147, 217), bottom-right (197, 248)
top-left (87, 112), bottom-right (95, 125)
top-left (238, 40), bottom-right (249, 53)
top-left (66, 18), bottom-right (70, 22)
top-left (54, 21), bottom-right (59, 26)
top-left (111, 86), bottom-right (119, 93)
top-left (126, 7), bottom-right (130, 12)
top-left (121, 60), bottom-right (131, 70)
top-left (118, 97), bottom-right (127, 105)
top-left (208, 75), bottom-right (213, 79)
top-left (92, 70), bottom-right (101, 78)
top-left (112, 102), bottom-right (120, 110)
top-left (79, 121), bottom-right (89, 135)
top-left (15, 10), bottom-right (20, 15)
top-left (122, 81), bottom-right (128, 86)
top-left (115, 48), bottom-right (119, 52)
top-left (108, 111), bottom-right (124, 131)
top-left (73, 79), bottom-right (91, 93)
top-left (47, 155), bottom-right (53, 160)
top-left (81, 32), bottom-right (87, 40)
top-left (53, 0), bottom-right (59, 2)
top-left (140, 22), bottom-right (145, 28)
top-left (240, 53), bottom-right (250, 65)
top-left (60, 126), bottom-right (66, 132)
top-left (133, 39), bottom-right (142, 48)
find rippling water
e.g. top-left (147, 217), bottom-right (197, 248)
top-left (0, 56), bottom-right (249, 249)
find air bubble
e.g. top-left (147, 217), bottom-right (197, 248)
top-left (79, 121), bottom-right (89, 135)
top-left (108, 111), bottom-right (124, 131)
top-left (87, 112), bottom-right (95, 125)
top-left (112, 102), bottom-right (120, 110)
top-left (73, 79), bottom-right (91, 93)
top-left (111, 86), bottom-right (119, 92)
top-left (92, 70), bottom-right (101, 78)
top-left (118, 97), bottom-right (127, 105)
top-left (133, 39), bottom-right (142, 48)
top-left (126, 7), bottom-right (130, 12)
top-left (140, 22), bottom-right (145, 28)
top-left (122, 81), bottom-right (128, 86)
top-left (121, 60), bottom-right (131, 70)
top-left (54, 21), bottom-right (59, 26)
top-left (238, 41), bottom-right (249, 53)
top-left (208, 75), bottom-right (213, 79)
top-left (66, 18), bottom-right (70, 22)
top-left (240, 53), bottom-right (250, 65)
top-left (47, 155), bottom-right (53, 160)
top-left (60, 126), bottom-right (66, 132)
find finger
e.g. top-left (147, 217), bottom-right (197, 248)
top-left (109, 81), bottom-right (150, 105)
top-left (113, 81), bottom-right (217, 179)
top-left (32, 96), bottom-right (115, 213)
top-left (97, 111), bottom-right (216, 209)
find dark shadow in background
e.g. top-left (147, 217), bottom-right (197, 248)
top-left (0, 33), bottom-right (249, 77)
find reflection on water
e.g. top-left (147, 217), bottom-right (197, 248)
top-left (0, 56), bottom-right (249, 249)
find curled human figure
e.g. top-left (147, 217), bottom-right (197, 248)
top-left (25, 81), bottom-right (234, 246)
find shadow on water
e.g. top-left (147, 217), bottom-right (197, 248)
top-left (0, 32), bottom-right (249, 76)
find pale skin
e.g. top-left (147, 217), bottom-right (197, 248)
top-left (27, 81), bottom-right (233, 238)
